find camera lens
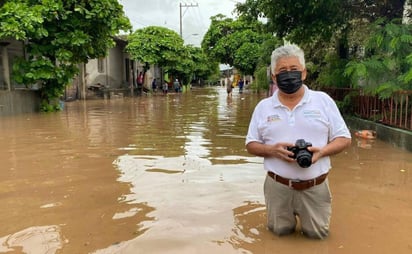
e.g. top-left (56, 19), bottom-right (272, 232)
top-left (296, 151), bottom-right (312, 168)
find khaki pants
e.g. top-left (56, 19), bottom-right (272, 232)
top-left (263, 174), bottom-right (332, 239)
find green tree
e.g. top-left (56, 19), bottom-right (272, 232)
top-left (253, 37), bottom-right (282, 91)
top-left (127, 26), bottom-right (217, 88)
top-left (239, 0), bottom-right (412, 99)
top-left (201, 15), bottom-right (268, 75)
top-left (201, 15), bottom-right (236, 66)
top-left (0, 0), bottom-right (131, 111)
top-left (344, 19), bottom-right (412, 98)
top-left (126, 26), bottom-right (185, 71)
top-left (236, 0), bottom-right (346, 44)
top-left (238, 0), bottom-right (407, 45)
top-left (182, 46), bottom-right (219, 85)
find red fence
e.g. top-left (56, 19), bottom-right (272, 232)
top-left (322, 88), bottom-right (412, 131)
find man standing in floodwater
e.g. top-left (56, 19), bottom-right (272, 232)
top-left (245, 44), bottom-right (351, 239)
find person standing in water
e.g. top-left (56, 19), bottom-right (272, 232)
top-left (245, 44), bottom-right (351, 239)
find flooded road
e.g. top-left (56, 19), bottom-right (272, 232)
top-left (1, 87), bottom-right (412, 254)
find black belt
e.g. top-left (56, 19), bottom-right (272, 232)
top-left (267, 171), bottom-right (328, 191)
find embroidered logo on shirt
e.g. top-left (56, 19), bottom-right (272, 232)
top-left (303, 110), bottom-right (321, 119)
top-left (267, 114), bottom-right (281, 122)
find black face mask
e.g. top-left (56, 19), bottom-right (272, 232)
top-left (275, 71), bottom-right (303, 94)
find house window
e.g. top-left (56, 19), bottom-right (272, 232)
top-left (98, 58), bottom-right (104, 73)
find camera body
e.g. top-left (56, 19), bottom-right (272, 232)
top-left (287, 139), bottom-right (313, 168)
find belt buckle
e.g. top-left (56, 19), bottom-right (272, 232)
top-left (288, 179), bottom-right (301, 188)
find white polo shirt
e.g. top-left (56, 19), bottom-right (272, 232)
top-left (245, 85), bottom-right (351, 180)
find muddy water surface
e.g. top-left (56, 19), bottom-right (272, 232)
top-left (1, 87), bottom-right (411, 254)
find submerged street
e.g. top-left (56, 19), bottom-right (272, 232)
top-left (1, 87), bottom-right (412, 254)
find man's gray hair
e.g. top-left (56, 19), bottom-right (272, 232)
top-left (271, 44), bottom-right (305, 73)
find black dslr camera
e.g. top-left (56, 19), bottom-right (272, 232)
top-left (287, 139), bottom-right (313, 168)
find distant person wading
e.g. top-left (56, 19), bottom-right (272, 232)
top-left (226, 77), bottom-right (233, 96)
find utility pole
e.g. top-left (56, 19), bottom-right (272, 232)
top-left (179, 2), bottom-right (198, 38)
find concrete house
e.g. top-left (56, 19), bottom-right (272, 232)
top-left (0, 38), bottom-right (40, 116)
top-left (1, 36), bottom-right (161, 115)
top-left (67, 36), bottom-right (161, 100)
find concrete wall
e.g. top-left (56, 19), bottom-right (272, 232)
top-left (1, 39), bottom-right (25, 90)
top-left (86, 58), bottom-right (101, 86)
top-left (108, 45), bottom-right (126, 88)
top-left (346, 116), bottom-right (412, 152)
top-left (0, 90), bottom-right (40, 116)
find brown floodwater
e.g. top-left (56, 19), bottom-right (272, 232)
top-left (0, 87), bottom-right (411, 254)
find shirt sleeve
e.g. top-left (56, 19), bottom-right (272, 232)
top-left (324, 94), bottom-right (351, 141)
top-left (245, 103), bottom-right (264, 145)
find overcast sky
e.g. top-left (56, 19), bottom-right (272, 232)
top-left (118, 0), bottom-right (245, 46)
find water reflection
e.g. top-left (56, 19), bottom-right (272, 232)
top-left (0, 87), bottom-right (411, 253)
top-left (110, 153), bottom-right (264, 253)
top-left (0, 225), bottom-right (62, 253)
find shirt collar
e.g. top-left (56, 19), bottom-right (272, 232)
top-left (271, 85), bottom-right (310, 108)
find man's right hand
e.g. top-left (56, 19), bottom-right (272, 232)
top-left (246, 141), bottom-right (295, 162)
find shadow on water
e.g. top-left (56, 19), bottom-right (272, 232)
top-left (0, 87), bottom-right (411, 253)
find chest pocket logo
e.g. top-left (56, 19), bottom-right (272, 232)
top-left (267, 114), bottom-right (281, 122)
top-left (303, 110), bottom-right (321, 119)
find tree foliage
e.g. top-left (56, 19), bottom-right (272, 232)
top-left (0, 0), bottom-right (131, 111)
top-left (344, 19), bottom-right (412, 98)
top-left (126, 26), bottom-right (185, 70)
top-left (201, 15), bottom-right (269, 75)
top-left (237, 0), bottom-right (408, 45)
top-left (235, 0), bottom-right (346, 45)
top-left (201, 15), bottom-right (237, 66)
top-left (235, 0), bottom-right (411, 97)
top-left (253, 37), bottom-right (283, 90)
top-left (184, 46), bottom-right (219, 84)
top-left (127, 26), bottom-right (218, 86)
